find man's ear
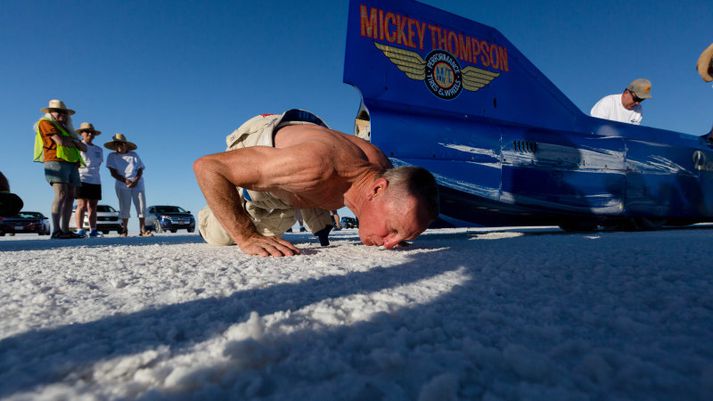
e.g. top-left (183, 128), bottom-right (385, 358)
top-left (369, 177), bottom-right (389, 200)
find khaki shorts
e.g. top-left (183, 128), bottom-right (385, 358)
top-left (198, 110), bottom-right (334, 246)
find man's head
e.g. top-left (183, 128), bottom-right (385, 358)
top-left (621, 78), bottom-right (652, 110)
top-left (41, 99), bottom-right (75, 124)
top-left (357, 166), bottom-right (439, 248)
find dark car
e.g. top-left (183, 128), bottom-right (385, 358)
top-left (340, 216), bottom-right (359, 229)
top-left (146, 205), bottom-right (195, 233)
top-left (0, 211), bottom-right (51, 236)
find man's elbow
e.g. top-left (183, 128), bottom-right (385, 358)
top-left (193, 156), bottom-right (211, 180)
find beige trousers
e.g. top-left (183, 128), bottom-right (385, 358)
top-left (198, 111), bottom-right (334, 246)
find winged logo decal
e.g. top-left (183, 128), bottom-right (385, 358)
top-left (375, 42), bottom-right (500, 99)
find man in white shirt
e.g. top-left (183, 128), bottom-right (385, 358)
top-left (590, 78), bottom-right (652, 125)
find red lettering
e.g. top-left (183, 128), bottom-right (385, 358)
top-left (379, 9), bottom-right (384, 40)
top-left (359, 5), bottom-right (378, 38)
top-left (499, 46), bottom-right (509, 72)
top-left (490, 44), bottom-right (499, 70)
top-left (447, 31), bottom-right (458, 57)
top-left (416, 21), bottom-right (426, 50)
top-left (428, 24), bottom-right (440, 49)
top-left (396, 15), bottom-right (408, 45)
top-left (407, 18), bottom-right (417, 48)
top-left (384, 12), bottom-right (396, 42)
top-left (458, 34), bottom-right (471, 63)
top-left (479, 41), bottom-right (491, 67)
top-left (471, 37), bottom-right (481, 66)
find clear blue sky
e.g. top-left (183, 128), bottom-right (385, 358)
top-left (3, 0), bottom-right (711, 225)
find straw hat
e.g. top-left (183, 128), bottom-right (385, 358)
top-left (696, 43), bottom-right (713, 82)
top-left (76, 122), bottom-right (101, 136)
top-left (104, 133), bottom-right (137, 151)
top-left (40, 99), bottom-right (75, 115)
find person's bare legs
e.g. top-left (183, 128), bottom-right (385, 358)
top-left (61, 186), bottom-right (76, 232)
top-left (75, 198), bottom-right (87, 231)
top-left (87, 199), bottom-right (99, 231)
top-left (120, 218), bottom-right (129, 236)
top-left (51, 183), bottom-right (71, 234)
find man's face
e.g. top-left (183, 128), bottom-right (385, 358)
top-left (357, 193), bottom-right (430, 249)
top-left (50, 110), bottom-right (67, 123)
top-left (621, 89), bottom-right (644, 110)
top-left (81, 131), bottom-right (95, 144)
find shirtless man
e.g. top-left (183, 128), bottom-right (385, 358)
top-left (193, 109), bottom-right (439, 257)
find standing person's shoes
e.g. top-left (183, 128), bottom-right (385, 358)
top-left (89, 229), bottom-right (103, 238)
top-left (140, 230), bottom-right (153, 237)
top-left (119, 226), bottom-right (128, 237)
top-left (75, 229), bottom-right (86, 237)
top-left (51, 231), bottom-right (85, 239)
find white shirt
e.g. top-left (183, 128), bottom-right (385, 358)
top-left (590, 94), bottom-right (643, 125)
top-left (78, 143), bottom-right (103, 185)
top-left (106, 151), bottom-right (145, 190)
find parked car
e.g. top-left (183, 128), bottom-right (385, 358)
top-left (0, 211), bottom-right (50, 236)
top-left (146, 205), bottom-right (195, 233)
top-left (70, 204), bottom-right (122, 234)
top-left (340, 216), bottom-right (358, 229)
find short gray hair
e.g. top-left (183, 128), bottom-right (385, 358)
top-left (382, 166), bottom-right (439, 220)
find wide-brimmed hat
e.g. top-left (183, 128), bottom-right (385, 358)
top-left (76, 122), bottom-right (101, 135)
top-left (104, 133), bottom-right (137, 151)
top-left (627, 78), bottom-right (652, 99)
top-left (40, 99), bottom-right (75, 115)
top-left (696, 43), bottom-right (713, 82)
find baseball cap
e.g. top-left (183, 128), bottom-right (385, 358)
top-left (627, 79), bottom-right (652, 99)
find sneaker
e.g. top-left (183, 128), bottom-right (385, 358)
top-left (89, 229), bottom-right (103, 238)
top-left (52, 231), bottom-right (85, 239)
top-left (76, 229), bottom-right (86, 237)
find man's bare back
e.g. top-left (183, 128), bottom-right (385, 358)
top-left (267, 125), bottom-right (391, 210)
top-left (194, 122), bottom-right (391, 256)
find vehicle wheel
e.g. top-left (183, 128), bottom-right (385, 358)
top-left (9, 233), bottom-right (15, 236)
top-left (154, 224), bottom-right (162, 234)
top-left (102, 230), bottom-right (110, 234)
top-left (187, 228), bottom-right (195, 233)
top-left (558, 222), bottom-right (598, 232)
top-left (0, 232), bottom-right (4, 237)
top-left (170, 229), bottom-right (177, 233)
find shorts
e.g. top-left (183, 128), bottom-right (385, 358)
top-left (75, 183), bottom-right (102, 200)
top-left (44, 161), bottom-right (80, 186)
top-left (198, 110), bottom-right (334, 245)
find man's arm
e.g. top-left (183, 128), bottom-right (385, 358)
top-left (193, 146), bottom-right (316, 256)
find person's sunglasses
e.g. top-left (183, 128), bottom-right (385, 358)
top-left (629, 90), bottom-right (645, 103)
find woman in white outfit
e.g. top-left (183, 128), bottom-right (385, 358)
top-left (105, 133), bottom-right (151, 237)
top-left (74, 122), bottom-right (104, 237)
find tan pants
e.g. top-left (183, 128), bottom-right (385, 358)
top-left (198, 111), bottom-right (334, 246)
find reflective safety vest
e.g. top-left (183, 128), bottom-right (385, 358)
top-left (33, 118), bottom-right (81, 163)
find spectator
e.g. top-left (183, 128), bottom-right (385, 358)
top-left (33, 99), bottom-right (86, 239)
top-left (74, 122), bottom-right (104, 237)
top-left (590, 79), bottom-right (652, 125)
top-left (105, 133), bottom-right (152, 237)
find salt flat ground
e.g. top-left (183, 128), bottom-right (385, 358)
top-left (1, 226), bottom-right (712, 401)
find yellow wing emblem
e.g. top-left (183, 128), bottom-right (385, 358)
top-left (461, 66), bottom-right (500, 91)
top-left (374, 43), bottom-right (500, 92)
top-left (374, 42), bottom-right (425, 80)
